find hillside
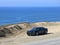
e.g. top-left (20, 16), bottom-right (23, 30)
top-left (0, 22), bottom-right (60, 45)
top-left (0, 22), bottom-right (60, 37)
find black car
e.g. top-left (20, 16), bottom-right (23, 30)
top-left (27, 27), bottom-right (48, 36)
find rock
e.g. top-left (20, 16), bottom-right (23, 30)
top-left (13, 25), bottom-right (22, 30)
top-left (0, 22), bottom-right (30, 37)
top-left (3, 28), bottom-right (12, 34)
top-left (0, 30), bottom-right (5, 37)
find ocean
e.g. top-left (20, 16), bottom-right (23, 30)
top-left (0, 7), bottom-right (60, 25)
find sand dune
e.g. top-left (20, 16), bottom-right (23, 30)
top-left (0, 22), bottom-right (60, 45)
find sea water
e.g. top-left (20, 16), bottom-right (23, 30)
top-left (0, 7), bottom-right (60, 25)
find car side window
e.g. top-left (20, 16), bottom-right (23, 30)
top-left (36, 28), bottom-right (41, 30)
top-left (39, 28), bottom-right (43, 30)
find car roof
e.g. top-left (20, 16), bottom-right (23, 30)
top-left (28, 27), bottom-right (45, 32)
top-left (33, 27), bottom-right (45, 29)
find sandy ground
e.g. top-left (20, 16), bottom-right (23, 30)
top-left (21, 37), bottom-right (60, 45)
top-left (0, 22), bottom-right (60, 45)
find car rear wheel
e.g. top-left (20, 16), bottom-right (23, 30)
top-left (36, 32), bottom-right (39, 36)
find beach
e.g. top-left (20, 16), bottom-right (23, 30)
top-left (0, 22), bottom-right (60, 45)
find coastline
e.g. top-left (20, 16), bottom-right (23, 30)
top-left (0, 22), bottom-right (60, 45)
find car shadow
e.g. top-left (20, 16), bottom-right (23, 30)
top-left (29, 33), bottom-right (53, 36)
top-left (42, 33), bottom-right (53, 35)
top-left (39, 33), bottom-right (53, 36)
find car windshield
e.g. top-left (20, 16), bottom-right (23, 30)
top-left (32, 28), bottom-right (36, 31)
top-left (32, 27), bottom-right (41, 31)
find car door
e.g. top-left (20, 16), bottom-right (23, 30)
top-left (39, 28), bottom-right (44, 34)
top-left (36, 28), bottom-right (41, 34)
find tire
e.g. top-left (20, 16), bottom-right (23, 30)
top-left (36, 32), bottom-right (39, 36)
top-left (27, 32), bottom-right (31, 36)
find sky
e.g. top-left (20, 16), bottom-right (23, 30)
top-left (0, 0), bottom-right (60, 7)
